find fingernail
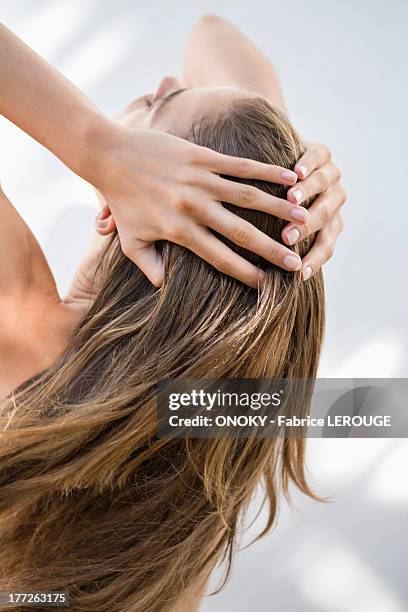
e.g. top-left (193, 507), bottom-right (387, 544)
top-left (302, 266), bottom-right (313, 281)
top-left (290, 207), bottom-right (307, 222)
top-left (97, 219), bottom-right (108, 228)
top-left (283, 254), bottom-right (302, 271)
top-left (281, 170), bottom-right (297, 184)
top-left (286, 228), bottom-right (300, 245)
top-left (291, 188), bottom-right (303, 203)
top-left (296, 164), bottom-right (308, 178)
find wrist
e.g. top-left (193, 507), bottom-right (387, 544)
top-left (78, 116), bottom-right (147, 200)
top-left (75, 113), bottom-right (119, 188)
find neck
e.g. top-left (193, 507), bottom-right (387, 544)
top-left (0, 301), bottom-right (86, 399)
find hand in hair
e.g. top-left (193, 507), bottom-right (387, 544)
top-left (184, 16), bottom-right (346, 283)
top-left (93, 124), bottom-right (304, 289)
top-left (283, 142), bottom-right (346, 280)
top-left (0, 23), bottom-right (301, 292)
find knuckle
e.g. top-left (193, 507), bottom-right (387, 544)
top-left (231, 226), bottom-right (252, 246)
top-left (176, 197), bottom-right (195, 214)
top-left (173, 165), bottom-right (192, 186)
top-left (237, 158), bottom-right (251, 176)
top-left (325, 242), bottom-right (334, 260)
top-left (319, 204), bottom-right (331, 226)
top-left (339, 186), bottom-right (347, 206)
top-left (238, 186), bottom-right (256, 205)
top-left (181, 166), bottom-right (200, 186)
top-left (174, 196), bottom-right (186, 212)
top-left (317, 143), bottom-right (331, 160)
top-left (267, 242), bottom-right (279, 262)
top-left (184, 147), bottom-right (201, 166)
top-left (315, 169), bottom-right (329, 191)
top-left (309, 144), bottom-right (321, 159)
top-left (213, 257), bottom-right (231, 274)
top-left (167, 223), bottom-right (186, 244)
top-left (335, 214), bottom-right (344, 234)
top-left (251, 270), bottom-right (262, 286)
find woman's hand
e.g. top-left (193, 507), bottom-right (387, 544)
top-left (94, 123), bottom-right (311, 288)
top-left (281, 143), bottom-right (346, 280)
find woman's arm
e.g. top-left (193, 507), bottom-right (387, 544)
top-left (183, 14), bottom-right (286, 111)
top-left (0, 24), bottom-right (105, 184)
top-left (0, 23), bottom-right (306, 289)
top-left (0, 24), bottom-right (102, 297)
top-left (183, 15), bottom-right (346, 280)
top-left (0, 184), bottom-right (58, 298)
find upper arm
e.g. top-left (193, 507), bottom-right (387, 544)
top-left (183, 15), bottom-right (286, 112)
top-left (0, 183), bottom-right (59, 300)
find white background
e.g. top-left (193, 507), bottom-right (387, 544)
top-left (1, 1), bottom-right (407, 610)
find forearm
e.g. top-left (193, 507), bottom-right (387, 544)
top-left (0, 23), bottom-right (106, 182)
top-left (182, 15), bottom-right (286, 112)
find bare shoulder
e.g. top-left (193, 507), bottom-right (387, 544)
top-left (0, 293), bottom-right (84, 397)
top-left (0, 183), bottom-right (59, 295)
top-left (0, 184), bottom-right (84, 395)
top-left (0, 181), bottom-right (61, 352)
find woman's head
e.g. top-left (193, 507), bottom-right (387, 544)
top-left (108, 77), bottom-right (324, 380)
top-left (0, 83), bottom-right (324, 612)
top-left (116, 75), bottom-right (251, 135)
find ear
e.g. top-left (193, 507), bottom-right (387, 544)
top-left (95, 204), bottom-right (116, 236)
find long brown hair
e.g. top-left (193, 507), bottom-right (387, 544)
top-left (0, 97), bottom-right (325, 611)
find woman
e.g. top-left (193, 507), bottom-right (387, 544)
top-left (0, 15), bottom-right (345, 612)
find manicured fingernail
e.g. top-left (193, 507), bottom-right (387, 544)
top-left (286, 228), bottom-right (301, 245)
top-left (283, 254), bottom-right (302, 271)
top-left (290, 207), bottom-right (307, 222)
top-left (97, 219), bottom-right (108, 228)
top-left (291, 188), bottom-right (303, 203)
top-left (281, 170), bottom-right (297, 184)
top-left (302, 266), bottom-right (313, 281)
top-left (296, 164), bottom-right (308, 178)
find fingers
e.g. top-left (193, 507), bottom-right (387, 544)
top-left (282, 142), bottom-right (346, 280)
top-left (211, 177), bottom-right (310, 224)
top-left (95, 204), bottom-right (116, 236)
top-left (206, 149), bottom-right (298, 186)
top-left (179, 225), bottom-right (264, 288)
top-left (120, 220), bottom-right (262, 289)
top-left (294, 143), bottom-right (331, 179)
top-left (287, 162), bottom-right (341, 204)
top-left (203, 204), bottom-right (302, 272)
top-left (122, 241), bottom-right (164, 287)
top-left (282, 183), bottom-right (346, 246)
top-left (300, 213), bottom-right (344, 281)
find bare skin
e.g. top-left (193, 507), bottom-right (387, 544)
top-left (0, 88), bottom-right (280, 395)
top-left (0, 15), bottom-right (345, 400)
top-left (0, 15), bottom-right (346, 610)
top-left (0, 21), bottom-right (307, 289)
